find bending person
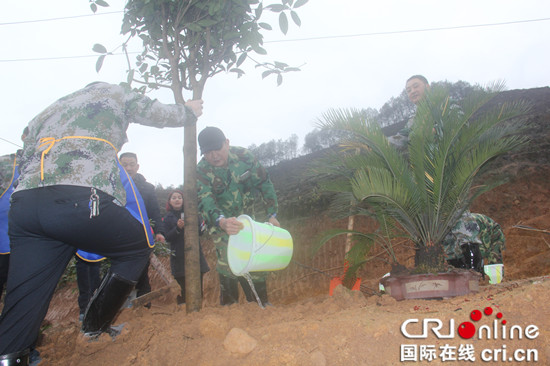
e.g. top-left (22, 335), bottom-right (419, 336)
top-left (0, 82), bottom-right (203, 364)
top-left (196, 126), bottom-right (279, 307)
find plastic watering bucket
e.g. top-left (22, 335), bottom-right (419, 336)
top-left (378, 272), bottom-right (391, 292)
top-left (484, 263), bottom-right (504, 284)
top-left (227, 215), bottom-right (293, 276)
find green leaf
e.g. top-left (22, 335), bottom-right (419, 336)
top-left (279, 12), bottom-right (288, 35)
top-left (127, 69), bottom-right (134, 85)
top-left (261, 70), bottom-right (276, 79)
top-left (90, 3), bottom-right (97, 13)
top-left (95, 55), bottom-right (105, 73)
top-left (229, 68), bottom-right (245, 77)
top-left (251, 44), bottom-right (267, 55)
top-left (186, 23), bottom-right (203, 32)
top-left (197, 18), bottom-right (220, 27)
top-left (229, 69), bottom-right (244, 79)
top-left (290, 10), bottom-right (301, 26)
top-left (121, 20), bottom-right (132, 35)
top-left (266, 4), bottom-right (286, 12)
top-left (92, 43), bottom-right (107, 54)
top-left (293, 0), bottom-right (308, 8)
top-left (277, 73), bottom-right (283, 86)
top-left (236, 52), bottom-right (247, 67)
top-left (258, 22), bottom-right (272, 30)
top-left (284, 67), bottom-right (301, 72)
top-left (139, 63), bottom-right (148, 73)
top-left (95, 0), bottom-right (109, 7)
top-left (223, 31), bottom-right (241, 40)
top-left (255, 3), bottom-right (263, 18)
top-left (273, 61), bottom-right (288, 69)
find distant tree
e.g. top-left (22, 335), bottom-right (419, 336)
top-left (285, 133), bottom-right (299, 159)
top-left (432, 80), bottom-right (486, 101)
top-left (360, 107), bottom-right (379, 121)
top-left (302, 128), bottom-right (350, 154)
top-left (376, 90), bottom-right (414, 127)
top-left (249, 133), bottom-right (298, 166)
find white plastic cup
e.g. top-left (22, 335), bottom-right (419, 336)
top-left (484, 264), bottom-right (504, 284)
top-left (227, 215), bottom-right (293, 276)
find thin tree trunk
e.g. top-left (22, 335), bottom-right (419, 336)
top-left (171, 76), bottom-right (202, 313)
top-left (182, 87), bottom-right (204, 313)
top-left (345, 215), bottom-right (355, 253)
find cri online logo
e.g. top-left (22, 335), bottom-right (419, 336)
top-left (401, 307), bottom-right (539, 340)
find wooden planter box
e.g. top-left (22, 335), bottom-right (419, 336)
top-left (380, 270), bottom-right (481, 301)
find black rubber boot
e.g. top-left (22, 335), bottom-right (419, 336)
top-left (81, 272), bottom-right (136, 338)
top-left (461, 243), bottom-right (485, 277)
top-left (219, 274), bottom-right (239, 306)
top-left (0, 348), bottom-right (29, 366)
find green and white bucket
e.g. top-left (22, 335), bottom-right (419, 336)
top-left (227, 215), bottom-right (293, 276)
top-left (484, 263), bottom-right (504, 284)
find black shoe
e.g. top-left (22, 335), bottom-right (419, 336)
top-left (0, 348), bottom-right (30, 366)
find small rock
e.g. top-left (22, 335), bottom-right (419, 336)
top-left (331, 284), bottom-right (368, 308)
top-left (223, 328), bottom-right (257, 354)
top-left (376, 294), bottom-right (397, 306)
top-left (310, 350), bottom-right (326, 366)
top-left (199, 315), bottom-right (229, 339)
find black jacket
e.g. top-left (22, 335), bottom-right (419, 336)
top-left (133, 173), bottom-right (164, 234)
top-left (162, 210), bottom-right (210, 278)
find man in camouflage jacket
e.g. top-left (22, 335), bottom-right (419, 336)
top-left (196, 126), bottom-right (279, 306)
top-left (0, 82), bottom-right (203, 363)
top-left (443, 211), bottom-right (506, 268)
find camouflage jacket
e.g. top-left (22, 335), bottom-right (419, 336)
top-left (387, 116), bottom-right (414, 149)
top-left (442, 211), bottom-right (505, 263)
top-left (197, 146), bottom-right (278, 235)
top-left (15, 82), bottom-right (196, 205)
top-left (0, 154), bottom-right (16, 195)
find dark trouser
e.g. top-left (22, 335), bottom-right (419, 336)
top-left (447, 243), bottom-right (484, 276)
top-left (0, 254), bottom-right (8, 303)
top-left (135, 258), bottom-right (151, 297)
top-left (218, 273), bottom-right (268, 306)
top-left (75, 257), bottom-right (102, 315)
top-left (0, 186), bottom-right (151, 354)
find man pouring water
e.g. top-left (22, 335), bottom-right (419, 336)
top-left (197, 126), bottom-right (280, 307)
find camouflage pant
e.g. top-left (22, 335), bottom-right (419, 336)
top-left (209, 229), bottom-right (267, 281)
top-left (442, 213), bottom-right (505, 264)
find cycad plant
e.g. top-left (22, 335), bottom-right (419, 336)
top-left (313, 83), bottom-right (529, 278)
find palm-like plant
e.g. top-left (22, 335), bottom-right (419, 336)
top-left (314, 83), bottom-right (529, 275)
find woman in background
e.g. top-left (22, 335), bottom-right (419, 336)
top-left (162, 190), bottom-right (210, 304)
